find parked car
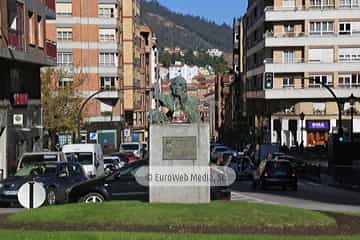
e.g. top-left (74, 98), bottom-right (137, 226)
top-left (211, 146), bottom-right (229, 162)
top-left (17, 152), bottom-right (66, 170)
top-left (227, 156), bottom-right (255, 180)
top-left (103, 156), bottom-right (123, 175)
top-left (253, 160), bottom-right (297, 191)
top-left (0, 162), bottom-right (87, 207)
top-left (68, 161), bottom-right (231, 203)
top-left (119, 142), bottom-right (147, 159)
top-left (62, 144), bottom-right (104, 178)
top-left (108, 152), bottom-right (138, 164)
top-left (275, 155), bottom-right (306, 175)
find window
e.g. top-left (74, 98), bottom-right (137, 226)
top-left (283, 77), bottom-right (294, 88)
top-left (99, 52), bottom-right (117, 66)
top-left (310, 21), bottom-right (334, 35)
top-left (99, 4), bottom-right (116, 18)
top-left (338, 75), bottom-right (351, 87)
top-left (340, 0), bottom-right (359, 8)
top-left (99, 29), bottom-right (116, 42)
top-left (339, 23), bottom-right (351, 35)
top-left (57, 28), bottom-right (72, 40)
top-left (59, 77), bottom-right (73, 88)
top-left (283, 0), bottom-right (296, 8)
top-left (310, 0), bottom-right (335, 8)
top-left (100, 76), bottom-right (116, 89)
top-left (28, 12), bottom-right (35, 45)
top-left (283, 50), bottom-right (295, 63)
top-left (352, 74), bottom-right (360, 87)
top-left (313, 103), bottom-right (326, 115)
top-left (309, 75), bottom-right (333, 88)
top-left (338, 48), bottom-right (360, 62)
top-left (37, 16), bottom-right (44, 48)
top-left (309, 48), bottom-right (334, 63)
top-left (57, 52), bottom-right (73, 66)
top-left (284, 24), bottom-right (294, 33)
top-left (56, 3), bottom-right (72, 16)
top-left (100, 102), bottom-right (112, 113)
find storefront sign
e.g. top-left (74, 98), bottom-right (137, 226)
top-left (11, 93), bottom-right (29, 107)
top-left (306, 120), bottom-right (330, 131)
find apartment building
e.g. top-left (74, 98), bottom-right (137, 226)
top-left (0, 0), bottom-right (56, 177)
top-left (244, 0), bottom-right (360, 147)
top-left (47, 0), bottom-right (123, 151)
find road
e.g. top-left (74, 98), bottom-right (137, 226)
top-left (231, 180), bottom-right (360, 213)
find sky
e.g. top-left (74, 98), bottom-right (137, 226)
top-left (156, 0), bottom-right (248, 25)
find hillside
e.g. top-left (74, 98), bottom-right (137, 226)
top-left (141, 0), bottom-right (233, 52)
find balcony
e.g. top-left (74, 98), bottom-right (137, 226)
top-left (45, 40), bottom-right (57, 59)
top-left (264, 31), bottom-right (360, 47)
top-left (263, 58), bottom-right (360, 73)
top-left (247, 87), bottom-right (360, 100)
top-left (264, 5), bottom-right (360, 21)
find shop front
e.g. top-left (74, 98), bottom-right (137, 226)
top-left (306, 120), bottom-right (330, 146)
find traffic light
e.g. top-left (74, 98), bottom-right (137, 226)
top-left (337, 128), bottom-right (344, 142)
top-left (264, 72), bottom-right (273, 89)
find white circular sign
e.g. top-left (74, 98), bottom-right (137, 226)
top-left (17, 182), bottom-right (46, 209)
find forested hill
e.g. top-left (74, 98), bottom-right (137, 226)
top-left (141, 0), bottom-right (233, 52)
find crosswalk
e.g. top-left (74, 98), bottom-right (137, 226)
top-left (231, 191), bottom-right (279, 205)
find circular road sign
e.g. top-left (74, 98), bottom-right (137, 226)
top-left (17, 182), bottom-right (46, 209)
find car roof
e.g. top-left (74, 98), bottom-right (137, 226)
top-left (22, 152), bottom-right (61, 156)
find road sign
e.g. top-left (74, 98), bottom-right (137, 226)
top-left (124, 128), bottom-right (131, 137)
top-left (89, 132), bottom-right (97, 141)
top-left (17, 182), bottom-right (46, 209)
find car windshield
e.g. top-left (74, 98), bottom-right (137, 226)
top-left (19, 154), bottom-right (58, 168)
top-left (266, 161), bottom-right (292, 176)
top-left (121, 144), bottom-right (139, 150)
top-left (66, 152), bottom-right (93, 165)
top-left (215, 147), bottom-right (228, 152)
top-left (104, 158), bottom-right (115, 164)
top-left (15, 163), bottom-right (58, 177)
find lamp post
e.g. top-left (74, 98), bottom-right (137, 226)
top-left (349, 94), bottom-right (356, 143)
top-left (300, 112), bottom-right (305, 145)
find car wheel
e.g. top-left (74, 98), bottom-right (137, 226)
top-left (80, 193), bottom-right (105, 203)
top-left (46, 188), bottom-right (57, 206)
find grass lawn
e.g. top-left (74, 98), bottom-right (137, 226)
top-left (0, 230), bottom-right (359, 240)
top-left (8, 201), bottom-right (335, 227)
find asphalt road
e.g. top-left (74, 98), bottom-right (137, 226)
top-left (231, 180), bottom-right (360, 213)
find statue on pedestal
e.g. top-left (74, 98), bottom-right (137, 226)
top-left (152, 76), bottom-right (200, 124)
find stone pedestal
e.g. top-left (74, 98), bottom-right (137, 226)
top-left (149, 123), bottom-right (210, 203)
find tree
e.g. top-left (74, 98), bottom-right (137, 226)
top-left (41, 68), bottom-right (85, 150)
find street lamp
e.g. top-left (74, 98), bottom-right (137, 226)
top-left (300, 112), bottom-right (305, 145)
top-left (349, 94), bottom-right (356, 143)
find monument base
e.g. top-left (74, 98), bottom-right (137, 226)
top-left (149, 123), bottom-right (210, 203)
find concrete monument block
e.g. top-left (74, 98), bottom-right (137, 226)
top-left (149, 123), bottom-right (210, 203)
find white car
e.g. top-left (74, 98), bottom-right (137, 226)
top-left (119, 142), bottom-right (147, 159)
top-left (62, 144), bottom-right (104, 178)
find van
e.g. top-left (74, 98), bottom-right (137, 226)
top-left (62, 144), bottom-right (104, 178)
top-left (119, 142), bottom-right (147, 159)
top-left (17, 152), bottom-right (66, 171)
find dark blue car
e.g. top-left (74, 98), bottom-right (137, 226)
top-left (0, 162), bottom-right (87, 207)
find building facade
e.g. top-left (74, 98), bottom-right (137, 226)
top-left (244, 0), bottom-right (360, 147)
top-left (0, 0), bottom-right (56, 178)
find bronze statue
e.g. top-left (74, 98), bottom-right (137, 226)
top-left (152, 76), bottom-right (201, 124)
